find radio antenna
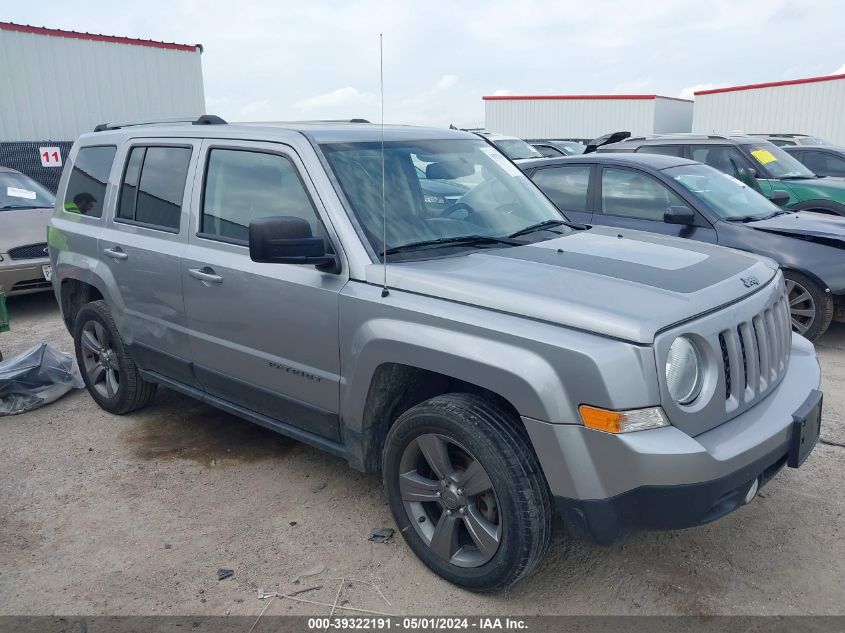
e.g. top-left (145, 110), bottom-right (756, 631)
top-left (380, 33), bottom-right (389, 298)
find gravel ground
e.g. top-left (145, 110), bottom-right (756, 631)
top-left (1, 292), bottom-right (844, 616)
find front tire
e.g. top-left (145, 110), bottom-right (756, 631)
top-left (382, 393), bottom-right (552, 592)
top-left (784, 271), bottom-right (833, 341)
top-left (73, 300), bottom-right (156, 414)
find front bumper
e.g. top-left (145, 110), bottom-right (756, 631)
top-left (0, 256), bottom-right (52, 296)
top-left (523, 334), bottom-right (821, 544)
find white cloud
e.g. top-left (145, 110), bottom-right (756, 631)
top-left (492, 89), bottom-right (512, 96)
top-left (435, 74), bottom-right (458, 91)
top-left (676, 83), bottom-right (727, 100)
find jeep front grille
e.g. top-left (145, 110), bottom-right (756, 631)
top-left (719, 292), bottom-right (791, 411)
top-left (8, 242), bottom-right (49, 260)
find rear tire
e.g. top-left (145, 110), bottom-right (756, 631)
top-left (73, 300), bottom-right (156, 414)
top-left (382, 393), bottom-right (552, 592)
top-left (784, 271), bottom-right (833, 341)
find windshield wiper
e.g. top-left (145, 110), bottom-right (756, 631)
top-left (508, 219), bottom-right (570, 238)
top-left (726, 215), bottom-right (767, 223)
top-left (0, 204), bottom-right (44, 210)
top-left (777, 175), bottom-right (813, 180)
top-left (763, 209), bottom-right (793, 219)
top-left (382, 234), bottom-right (524, 256)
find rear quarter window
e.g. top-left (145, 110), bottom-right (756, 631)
top-left (63, 146), bottom-right (117, 218)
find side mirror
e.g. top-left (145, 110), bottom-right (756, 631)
top-left (768, 190), bottom-right (790, 207)
top-left (664, 206), bottom-right (696, 225)
top-left (249, 216), bottom-right (336, 268)
top-left (747, 167), bottom-right (758, 179)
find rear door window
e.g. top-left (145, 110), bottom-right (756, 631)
top-left (64, 146), bottom-right (117, 218)
top-left (636, 145), bottom-right (684, 157)
top-left (117, 146), bottom-right (192, 231)
top-left (531, 165), bottom-right (591, 213)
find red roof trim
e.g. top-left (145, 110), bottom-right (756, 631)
top-left (695, 73), bottom-right (845, 96)
top-left (482, 94), bottom-right (692, 103)
top-left (0, 21), bottom-right (200, 52)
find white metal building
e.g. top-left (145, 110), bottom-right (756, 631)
top-left (0, 22), bottom-right (206, 142)
top-left (693, 73), bottom-right (845, 145)
top-left (484, 94), bottom-right (693, 140)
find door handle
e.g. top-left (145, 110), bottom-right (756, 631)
top-left (188, 267), bottom-right (223, 284)
top-left (104, 247), bottom-right (128, 261)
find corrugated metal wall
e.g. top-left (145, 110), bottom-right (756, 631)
top-left (0, 28), bottom-right (205, 142)
top-left (484, 97), bottom-right (693, 139)
top-left (653, 98), bottom-right (694, 134)
top-left (692, 78), bottom-right (845, 144)
top-left (0, 141), bottom-right (72, 192)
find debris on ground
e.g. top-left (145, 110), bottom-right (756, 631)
top-left (217, 568), bottom-right (235, 581)
top-left (164, 543), bottom-right (172, 550)
top-left (310, 481), bottom-right (327, 493)
top-left (292, 563), bottom-right (325, 585)
top-left (368, 528), bottom-right (394, 544)
top-left (288, 585), bottom-right (323, 597)
top-left (0, 344), bottom-right (84, 416)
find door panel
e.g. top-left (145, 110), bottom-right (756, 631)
top-left (181, 140), bottom-right (346, 440)
top-left (101, 139), bottom-right (200, 385)
top-left (591, 166), bottom-right (718, 243)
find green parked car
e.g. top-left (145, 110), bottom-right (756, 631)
top-left (597, 134), bottom-right (845, 215)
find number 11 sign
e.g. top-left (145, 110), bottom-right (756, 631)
top-left (39, 147), bottom-right (63, 167)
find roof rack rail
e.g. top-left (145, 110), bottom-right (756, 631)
top-left (292, 118), bottom-right (371, 123)
top-left (93, 114), bottom-right (227, 132)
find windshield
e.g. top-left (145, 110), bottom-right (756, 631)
top-left (0, 171), bottom-right (56, 210)
top-left (744, 143), bottom-right (816, 179)
top-left (557, 142), bottom-right (585, 155)
top-left (492, 139), bottom-right (543, 160)
top-left (665, 163), bottom-right (779, 220)
top-left (320, 138), bottom-right (570, 260)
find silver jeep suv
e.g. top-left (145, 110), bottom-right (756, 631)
top-left (49, 116), bottom-right (823, 592)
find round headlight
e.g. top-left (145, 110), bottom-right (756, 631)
top-left (666, 336), bottom-right (703, 404)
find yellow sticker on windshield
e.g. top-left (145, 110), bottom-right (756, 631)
top-left (751, 149), bottom-right (778, 165)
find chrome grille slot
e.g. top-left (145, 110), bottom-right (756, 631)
top-left (719, 290), bottom-right (790, 411)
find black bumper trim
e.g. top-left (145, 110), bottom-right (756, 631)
top-left (555, 441), bottom-right (791, 545)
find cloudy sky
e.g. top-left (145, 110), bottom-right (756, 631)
top-left (6, 0), bottom-right (844, 128)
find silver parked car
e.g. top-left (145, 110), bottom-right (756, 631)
top-left (0, 167), bottom-right (56, 295)
top-left (49, 117), bottom-right (822, 592)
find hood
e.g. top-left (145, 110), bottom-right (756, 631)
top-left (747, 211), bottom-right (845, 247)
top-left (783, 176), bottom-right (845, 196)
top-left (0, 206), bottom-right (53, 254)
top-left (368, 226), bottom-right (777, 344)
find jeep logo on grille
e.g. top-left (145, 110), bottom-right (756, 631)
top-left (741, 276), bottom-right (760, 288)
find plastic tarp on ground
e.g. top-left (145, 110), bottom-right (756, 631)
top-left (0, 344), bottom-right (84, 416)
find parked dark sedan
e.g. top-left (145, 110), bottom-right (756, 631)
top-left (783, 145), bottom-right (845, 178)
top-left (520, 153), bottom-right (845, 340)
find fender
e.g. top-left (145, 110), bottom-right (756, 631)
top-left (342, 319), bottom-right (563, 428)
top-left (339, 311), bottom-right (660, 433)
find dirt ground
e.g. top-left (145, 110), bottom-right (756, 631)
top-left (1, 292), bottom-right (844, 617)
